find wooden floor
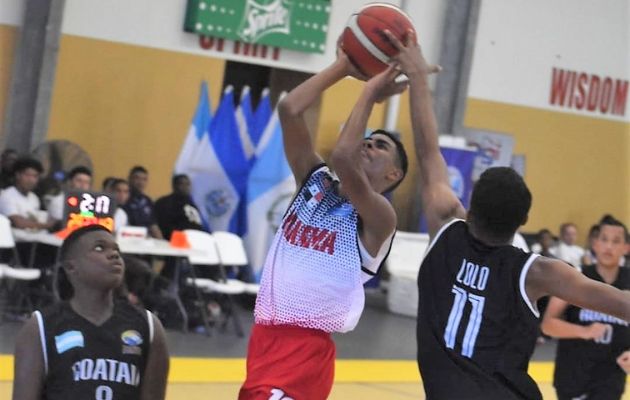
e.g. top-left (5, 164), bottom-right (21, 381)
top-left (2, 381), bottom-right (630, 399)
top-left (0, 381), bottom-right (543, 399)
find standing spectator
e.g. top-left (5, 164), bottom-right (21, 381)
top-left (46, 166), bottom-right (93, 223)
top-left (154, 174), bottom-right (204, 240)
top-left (0, 157), bottom-right (54, 230)
top-left (551, 222), bottom-right (585, 267)
top-left (123, 166), bottom-right (162, 239)
top-left (542, 216), bottom-right (630, 400)
top-left (0, 148), bottom-right (18, 189)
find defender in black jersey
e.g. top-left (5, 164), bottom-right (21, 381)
top-left (13, 225), bottom-right (169, 400)
top-left (384, 30), bottom-right (630, 400)
top-left (543, 217), bottom-right (630, 400)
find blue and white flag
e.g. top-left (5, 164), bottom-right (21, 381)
top-left (55, 330), bottom-right (84, 354)
top-left (235, 86), bottom-right (256, 161)
top-left (252, 88), bottom-right (272, 151)
top-left (245, 96), bottom-right (296, 281)
top-left (174, 81), bottom-right (211, 175)
top-left (189, 86), bottom-right (249, 235)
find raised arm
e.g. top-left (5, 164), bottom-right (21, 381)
top-left (387, 30), bottom-right (466, 239)
top-left (527, 257), bottom-right (630, 323)
top-left (278, 58), bottom-right (348, 184)
top-left (12, 316), bottom-right (45, 400)
top-left (330, 63), bottom-right (407, 254)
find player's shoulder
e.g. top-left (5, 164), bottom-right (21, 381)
top-left (115, 301), bottom-right (150, 321)
top-left (38, 301), bottom-right (70, 320)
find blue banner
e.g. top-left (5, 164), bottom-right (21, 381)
top-left (419, 146), bottom-right (476, 232)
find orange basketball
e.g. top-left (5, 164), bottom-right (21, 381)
top-left (341, 3), bottom-right (416, 78)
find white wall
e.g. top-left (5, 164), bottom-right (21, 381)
top-left (0, 0), bottom-right (24, 25)
top-left (469, 0), bottom-right (630, 122)
top-left (0, 0), bottom-right (451, 75)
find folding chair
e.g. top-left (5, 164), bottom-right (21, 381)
top-left (0, 215), bottom-right (42, 318)
top-left (212, 231), bottom-right (260, 295)
top-left (184, 230), bottom-right (246, 336)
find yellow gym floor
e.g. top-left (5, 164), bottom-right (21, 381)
top-left (2, 356), bottom-right (628, 399)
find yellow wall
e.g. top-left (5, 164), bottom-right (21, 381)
top-left (0, 25), bottom-right (18, 139)
top-left (318, 90), bottom-right (630, 239)
top-left (47, 35), bottom-right (226, 197)
top-left (464, 98), bottom-right (630, 240)
top-left (316, 84), bottom-right (425, 230)
top-left (316, 77), bottom-right (386, 156)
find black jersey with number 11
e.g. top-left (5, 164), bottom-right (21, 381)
top-left (416, 219), bottom-right (542, 400)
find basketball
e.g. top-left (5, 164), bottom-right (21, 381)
top-left (341, 3), bottom-right (417, 78)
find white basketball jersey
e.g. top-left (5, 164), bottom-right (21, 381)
top-left (255, 165), bottom-right (392, 333)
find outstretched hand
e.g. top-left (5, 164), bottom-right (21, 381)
top-left (365, 64), bottom-right (408, 103)
top-left (384, 29), bottom-right (441, 78)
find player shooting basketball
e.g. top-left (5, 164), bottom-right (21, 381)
top-left (238, 42), bottom-right (413, 399)
top-left (383, 28), bottom-right (630, 400)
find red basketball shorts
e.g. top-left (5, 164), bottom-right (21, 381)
top-left (239, 324), bottom-right (336, 400)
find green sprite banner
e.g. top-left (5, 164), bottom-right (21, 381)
top-left (185, 0), bottom-right (331, 54)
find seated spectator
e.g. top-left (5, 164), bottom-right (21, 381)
top-left (112, 178), bottom-right (130, 232)
top-left (154, 174), bottom-right (205, 240)
top-left (0, 148), bottom-right (18, 189)
top-left (110, 178), bottom-right (160, 307)
top-left (123, 166), bottom-right (163, 239)
top-left (46, 166), bottom-right (93, 223)
top-left (101, 176), bottom-right (117, 193)
top-left (531, 229), bottom-right (556, 258)
top-left (550, 222), bottom-right (585, 268)
top-left (512, 231), bottom-right (530, 252)
top-left (0, 157), bottom-right (54, 230)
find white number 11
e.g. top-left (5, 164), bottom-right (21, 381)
top-left (443, 285), bottom-right (486, 358)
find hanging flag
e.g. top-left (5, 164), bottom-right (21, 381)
top-left (235, 86), bottom-right (256, 161)
top-left (188, 86), bottom-right (249, 235)
top-left (174, 81), bottom-right (211, 175)
top-left (245, 95), bottom-right (296, 281)
top-left (251, 88), bottom-right (272, 151)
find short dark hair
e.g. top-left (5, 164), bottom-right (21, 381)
top-left (13, 157), bottom-right (43, 174)
top-left (469, 167), bottom-right (532, 241)
top-left (587, 224), bottom-right (600, 238)
top-left (67, 166), bottom-right (92, 181)
top-left (60, 224), bottom-right (112, 262)
top-left (129, 165), bottom-right (148, 177)
top-left (559, 223), bottom-right (576, 235)
top-left (58, 225), bottom-right (112, 300)
top-left (370, 129), bottom-right (408, 193)
top-left (2, 148), bottom-right (17, 158)
top-left (598, 215), bottom-right (628, 243)
top-left (172, 174), bottom-right (189, 189)
top-left (102, 176), bottom-right (117, 191)
top-left (112, 178), bottom-right (129, 190)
